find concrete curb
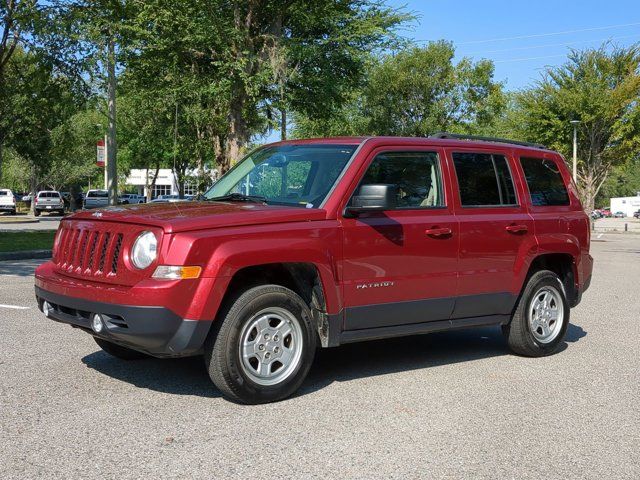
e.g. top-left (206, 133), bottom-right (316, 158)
top-left (0, 219), bottom-right (40, 225)
top-left (0, 250), bottom-right (52, 261)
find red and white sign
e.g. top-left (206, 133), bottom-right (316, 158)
top-left (96, 139), bottom-right (106, 167)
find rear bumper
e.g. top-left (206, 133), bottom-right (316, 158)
top-left (0, 204), bottom-right (15, 210)
top-left (35, 286), bottom-right (212, 358)
top-left (35, 205), bottom-right (64, 211)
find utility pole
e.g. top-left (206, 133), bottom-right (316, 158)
top-left (106, 36), bottom-right (118, 206)
top-left (570, 120), bottom-right (580, 184)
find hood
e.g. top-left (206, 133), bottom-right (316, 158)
top-left (68, 201), bottom-right (328, 233)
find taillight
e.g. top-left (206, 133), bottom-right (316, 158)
top-left (34, 197), bottom-right (38, 204)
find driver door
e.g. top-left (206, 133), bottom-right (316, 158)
top-left (340, 147), bottom-right (459, 331)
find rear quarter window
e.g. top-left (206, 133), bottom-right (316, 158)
top-left (520, 157), bottom-right (570, 206)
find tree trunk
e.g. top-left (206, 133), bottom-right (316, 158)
top-left (0, 141), bottom-right (3, 183)
top-left (224, 91), bottom-right (248, 173)
top-left (580, 176), bottom-right (597, 213)
top-left (149, 164), bottom-right (160, 199)
top-left (106, 36), bottom-right (118, 206)
top-left (281, 107), bottom-right (287, 141)
top-left (69, 184), bottom-right (77, 212)
top-left (29, 164), bottom-right (37, 215)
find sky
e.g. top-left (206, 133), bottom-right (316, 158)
top-left (388, 0), bottom-right (640, 90)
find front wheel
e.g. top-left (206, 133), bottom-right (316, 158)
top-left (204, 285), bottom-right (316, 404)
top-left (504, 270), bottom-right (569, 357)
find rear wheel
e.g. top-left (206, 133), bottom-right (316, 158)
top-left (34, 209), bottom-right (40, 217)
top-left (94, 337), bottom-right (148, 360)
top-left (204, 285), bottom-right (316, 404)
top-left (504, 270), bottom-right (569, 356)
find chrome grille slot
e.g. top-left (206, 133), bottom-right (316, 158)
top-left (111, 234), bottom-right (123, 273)
top-left (87, 232), bottom-right (99, 270)
top-left (98, 232), bottom-right (111, 272)
top-left (76, 230), bottom-right (89, 270)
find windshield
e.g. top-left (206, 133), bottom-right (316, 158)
top-left (204, 144), bottom-right (356, 208)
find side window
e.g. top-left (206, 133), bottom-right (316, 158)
top-left (452, 152), bottom-right (517, 206)
top-left (356, 151), bottom-right (444, 208)
top-left (520, 157), bottom-right (570, 206)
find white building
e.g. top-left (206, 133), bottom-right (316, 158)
top-left (610, 194), bottom-right (640, 217)
top-left (124, 168), bottom-right (217, 199)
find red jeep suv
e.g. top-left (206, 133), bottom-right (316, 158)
top-left (35, 134), bottom-right (593, 404)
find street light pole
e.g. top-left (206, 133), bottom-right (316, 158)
top-left (570, 120), bottom-right (580, 184)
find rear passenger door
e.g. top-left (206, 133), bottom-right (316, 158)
top-left (447, 149), bottom-right (535, 319)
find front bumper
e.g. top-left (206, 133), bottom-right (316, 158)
top-left (35, 286), bottom-right (212, 358)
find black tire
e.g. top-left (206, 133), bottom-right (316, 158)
top-left (10, 209), bottom-right (16, 215)
top-left (94, 337), bottom-right (149, 360)
top-left (504, 270), bottom-right (569, 357)
top-left (34, 210), bottom-right (40, 217)
top-left (204, 284), bottom-right (317, 404)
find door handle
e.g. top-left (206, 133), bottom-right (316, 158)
top-left (505, 224), bottom-right (528, 234)
top-left (425, 227), bottom-right (452, 237)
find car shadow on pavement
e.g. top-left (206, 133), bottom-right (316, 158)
top-left (299, 323), bottom-right (588, 397)
top-left (81, 352), bottom-right (221, 398)
top-left (80, 323), bottom-right (586, 400)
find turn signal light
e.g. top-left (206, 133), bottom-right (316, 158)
top-left (152, 265), bottom-right (202, 280)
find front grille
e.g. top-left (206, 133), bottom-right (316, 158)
top-left (54, 226), bottom-right (125, 278)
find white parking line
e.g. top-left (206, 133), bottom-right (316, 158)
top-left (0, 304), bottom-right (30, 310)
top-left (597, 233), bottom-right (604, 239)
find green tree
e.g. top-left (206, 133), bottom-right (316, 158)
top-left (364, 41), bottom-right (505, 136)
top-left (599, 157), bottom-right (640, 205)
top-left (505, 44), bottom-right (640, 212)
top-left (48, 109), bottom-right (104, 193)
top-left (124, 0), bottom-right (409, 174)
top-left (2, 47), bottom-right (82, 209)
top-left (1, 0), bottom-right (81, 180)
top-left (293, 41), bottom-right (506, 139)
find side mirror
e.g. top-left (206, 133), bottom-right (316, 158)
top-left (345, 184), bottom-right (397, 217)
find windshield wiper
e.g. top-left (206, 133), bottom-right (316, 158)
top-left (206, 192), bottom-right (268, 204)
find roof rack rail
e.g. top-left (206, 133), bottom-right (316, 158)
top-left (429, 132), bottom-right (547, 150)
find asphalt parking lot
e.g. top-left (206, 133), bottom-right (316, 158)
top-left (1, 235), bottom-right (639, 479)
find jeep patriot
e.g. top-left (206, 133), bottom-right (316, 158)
top-left (35, 134), bottom-right (593, 404)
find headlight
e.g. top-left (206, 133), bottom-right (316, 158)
top-left (131, 231), bottom-right (157, 269)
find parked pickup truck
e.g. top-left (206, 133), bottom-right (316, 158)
top-left (34, 191), bottom-right (65, 216)
top-left (83, 189), bottom-right (109, 209)
top-left (35, 134), bottom-right (593, 404)
top-left (120, 194), bottom-right (146, 204)
top-left (0, 189), bottom-right (17, 215)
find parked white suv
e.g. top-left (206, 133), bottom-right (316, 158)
top-left (0, 189), bottom-right (17, 215)
top-left (34, 191), bottom-right (65, 216)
